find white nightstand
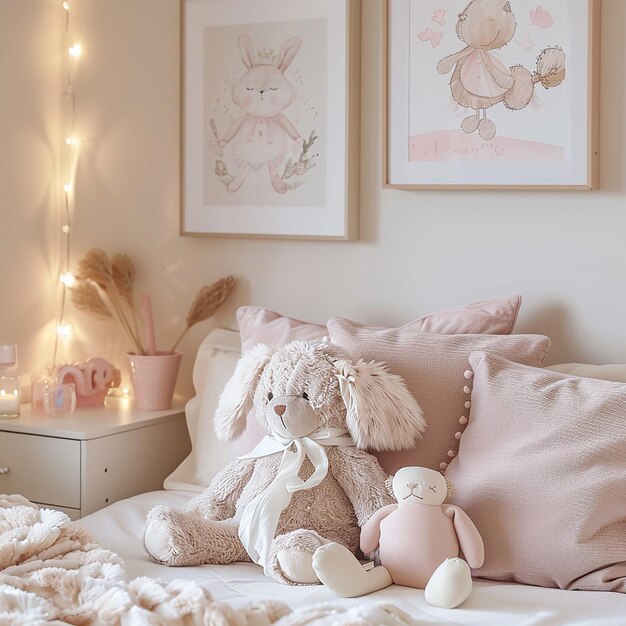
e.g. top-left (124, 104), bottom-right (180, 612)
top-left (0, 397), bottom-right (191, 519)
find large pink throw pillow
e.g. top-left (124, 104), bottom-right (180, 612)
top-left (327, 321), bottom-right (550, 473)
top-left (446, 352), bottom-right (626, 592)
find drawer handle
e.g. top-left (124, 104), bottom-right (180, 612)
top-left (0, 467), bottom-right (9, 474)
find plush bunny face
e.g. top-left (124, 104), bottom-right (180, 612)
top-left (392, 467), bottom-right (448, 506)
top-left (214, 340), bottom-right (426, 451)
top-left (232, 65), bottom-right (297, 118)
top-left (457, 0), bottom-right (516, 50)
top-left (255, 343), bottom-right (347, 438)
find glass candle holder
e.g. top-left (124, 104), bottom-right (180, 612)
top-left (0, 375), bottom-right (21, 419)
top-left (42, 379), bottom-right (77, 417)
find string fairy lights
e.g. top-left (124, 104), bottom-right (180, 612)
top-left (51, 0), bottom-right (82, 367)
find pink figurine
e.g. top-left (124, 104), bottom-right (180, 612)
top-left (313, 466), bottom-right (484, 609)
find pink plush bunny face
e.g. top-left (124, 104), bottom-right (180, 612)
top-left (254, 342), bottom-right (347, 437)
top-left (457, 0), bottom-right (516, 50)
top-left (232, 35), bottom-right (301, 118)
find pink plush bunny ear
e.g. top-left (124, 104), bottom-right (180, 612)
top-left (239, 34), bottom-right (256, 69)
top-left (335, 358), bottom-right (426, 451)
top-left (276, 37), bottom-right (302, 72)
top-left (214, 344), bottom-right (274, 441)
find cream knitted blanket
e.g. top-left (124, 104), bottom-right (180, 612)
top-left (0, 495), bottom-right (420, 626)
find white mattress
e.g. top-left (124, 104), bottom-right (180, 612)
top-left (78, 490), bottom-right (626, 625)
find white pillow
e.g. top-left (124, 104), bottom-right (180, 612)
top-left (547, 362), bottom-right (626, 383)
top-left (163, 329), bottom-right (241, 492)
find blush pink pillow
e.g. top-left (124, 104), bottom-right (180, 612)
top-left (237, 306), bottom-right (327, 353)
top-left (354, 293), bottom-right (522, 336)
top-left (327, 321), bottom-right (550, 473)
top-left (446, 352), bottom-right (626, 592)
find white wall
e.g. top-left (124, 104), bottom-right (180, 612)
top-left (2, 0), bottom-right (626, 400)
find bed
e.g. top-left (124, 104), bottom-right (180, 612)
top-left (77, 489), bottom-right (626, 625)
top-left (3, 309), bottom-right (625, 624)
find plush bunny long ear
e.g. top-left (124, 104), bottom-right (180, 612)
top-left (239, 34), bottom-right (256, 69)
top-left (335, 359), bottom-right (426, 451)
top-left (214, 344), bottom-right (274, 441)
top-left (276, 37), bottom-right (302, 72)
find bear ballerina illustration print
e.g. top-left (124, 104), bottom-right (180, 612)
top-left (210, 35), bottom-right (315, 195)
top-left (437, 0), bottom-right (566, 141)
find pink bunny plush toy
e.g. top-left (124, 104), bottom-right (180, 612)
top-left (217, 35), bottom-right (303, 195)
top-left (312, 466), bottom-right (484, 608)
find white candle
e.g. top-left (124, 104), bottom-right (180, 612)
top-left (0, 389), bottom-right (20, 414)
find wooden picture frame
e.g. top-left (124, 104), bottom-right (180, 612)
top-left (383, 0), bottom-right (600, 190)
top-left (180, 0), bottom-right (360, 240)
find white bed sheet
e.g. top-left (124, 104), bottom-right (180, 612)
top-left (77, 490), bottom-right (626, 625)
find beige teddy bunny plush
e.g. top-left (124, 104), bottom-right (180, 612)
top-left (144, 341), bottom-right (425, 584)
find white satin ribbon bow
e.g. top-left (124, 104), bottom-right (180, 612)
top-left (237, 428), bottom-right (354, 568)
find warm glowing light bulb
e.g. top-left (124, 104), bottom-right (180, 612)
top-left (122, 387), bottom-right (130, 395)
top-left (64, 182), bottom-right (72, 193)
top-left (61, 224), bottom-right (71, 235)
top-left (65, 136), bottom-right (79, 146)
top-left (57, 324), bottom-right (72, 338)
top-left (60, 272), bottom-right (76, 287)
top-left (63, 1), bottom-right (70, 10)
top-left (69, 44), bottom-right (82, 58)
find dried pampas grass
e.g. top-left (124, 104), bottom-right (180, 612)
top-left (71, 249), bottom-right (236, 356)
top-left (70, 279), bottom-right (112, 319)
top-left (170, 276), bottom-right (236, 352)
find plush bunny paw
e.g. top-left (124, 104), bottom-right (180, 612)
top-left (313, 542), bottom-right (392, 597)
top-left (424, 558), bottom-right (473, 609)
top-left (144, 505), bottom-right (247, 567)
top-left (144, 506), bottom-right (181, 565)
top-left (270, 530), bottom-right (331, 584)
top-left (277, 548), bottom-right (320, 584)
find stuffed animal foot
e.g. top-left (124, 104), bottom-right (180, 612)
top-left (270, 529), bottom-right (331, 584)
top-left (424, 558), bottom-right (473, 609)
top-left (144, 506), bottom-right (248, 567)
top-left (312, 542), bottom-right (393, 598)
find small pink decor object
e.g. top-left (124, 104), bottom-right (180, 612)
top-left (56, 357), bottom-right (121, 407)
top-left (31, 357), bottom-right (120, 413)
top-left (127, 351), bottom-right (182, 411)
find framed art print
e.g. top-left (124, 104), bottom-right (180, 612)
top-left (384, 0), bottom-right (600, 190)
top-left (181, 0), bottom-right (360, 239)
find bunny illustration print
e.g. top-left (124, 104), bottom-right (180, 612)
top-left (210, 35), bottom-right (315, 195)
top-left (437, 0), bottom-right (566, 140)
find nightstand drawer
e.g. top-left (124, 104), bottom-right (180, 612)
top-left (0, 432), bottom-right (80, 508)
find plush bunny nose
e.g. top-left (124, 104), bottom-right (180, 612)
top-left (274, 404), bottom-right (287, 417)
top-left (407, 482), bottom-right (419, 489)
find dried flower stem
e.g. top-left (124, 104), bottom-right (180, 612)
top-left (93, 282), bottom-right (144, 354)
top-left (169, 276), bottom-right (236, 353)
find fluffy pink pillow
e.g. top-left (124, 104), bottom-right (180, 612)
top-left (446, 352), bottom-right (626, 592)
top-left (237, 306), bottom-right (327, 353)
top-left (327, 321), bottom-right (550, 473)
